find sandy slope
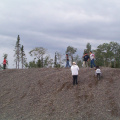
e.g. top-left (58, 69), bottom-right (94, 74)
top-left (0, 67), bottom-right (120, 120)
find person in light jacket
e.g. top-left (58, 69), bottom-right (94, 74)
top-left (71, 62), bottom-right (79, 85)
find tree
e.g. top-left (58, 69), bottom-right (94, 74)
top-left (84, 43), bottom-right (91, 54)
top-left (29, 47), bottom-right (47, 68)
top-left (74, 54), bottom-right (82, 67)
top-left (14, 35), bottom-right (21, 69)
top-left (3, 54), bottom-right (8, 61)
top-left (86, 43), bottom-right (91, 53)
top-left (94, 42), bottom-right (120, 68)
top-left (54, 52), bottom-right (63, 68)
top-left (109, 42), bottom-right (120, 67)
top-left (28, 60), bottom-right (37, 68)
top-left (44, 55), bottom-right (53, 67)
top-left (21, 45), bottom-right (27, 69)
top-left (56, 52), bottom-right (63, 67)
top-left (66, 46), bottom-right (77, 65)
top-left (54, 52), bottom-right (57, 67)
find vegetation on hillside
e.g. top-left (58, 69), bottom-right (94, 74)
top-left (1, 35), bottom-right (120, 69)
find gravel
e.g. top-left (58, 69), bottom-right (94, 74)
top-left (0, 67), bottom-right (120, 120)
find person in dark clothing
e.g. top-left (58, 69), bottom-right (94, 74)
top-left (83, 53), bottom-right (89, 68)
top-left (66, 54), bottom-right (70, 67)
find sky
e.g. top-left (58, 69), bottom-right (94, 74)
top-left (0, 0), bottom-right (120, 68)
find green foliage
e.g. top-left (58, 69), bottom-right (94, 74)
top-left (21, 45), bottom-right (27, 69)
top-left (84, 43), bottom-right (91, 54)
top-left (54, 52), bottom-right (57, 67)
top-left (54, 52), bottom-right (63, 68)
top-left (3, 54), bottom-right (8, 59)
top-left (29, 47), bottom-right (53, 68)
top-left (66, 46), bottom-right (77, 55)
top-left (29, 47), bottom-right (46, 68)
top-left (29, 47), bottom-right (46, 59)
top-left (74, 55), bottom-right (82, 67)
top-left (94, 42), bottom-right (120, 68)
top-left (66, 46), bottom-right (77, 64)
top-left (44, 56), bottom-right (53, 67)
top-left (37, 59), bottom-right (42, 68)
top-left (14, 35), bottom-right (21, 69)
top-left (28, 60), bottom-right (37, 68)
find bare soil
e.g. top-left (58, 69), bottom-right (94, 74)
top-left (0, 67), bottom-right (120, 120)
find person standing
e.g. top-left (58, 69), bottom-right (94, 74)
top-left (66, 54), bottom-right (70, 67)
top-left (71, 62), bottom-right (79, 85)
top-left (3, 57), bottom-right (6, 69)
top-left (83, 53), bottom-right (89, 68)
top-left (90, 51), bottom-right (96, 68)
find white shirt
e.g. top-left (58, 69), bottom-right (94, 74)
top-left (96, 68), bottom-right (101, 74)
top-left (90, 53), bottom-right (95, 60)
top-left (71, 65), bottom-right (79, 75)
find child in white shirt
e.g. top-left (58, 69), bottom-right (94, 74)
top-left (95, 66), bottom-right (101, 77)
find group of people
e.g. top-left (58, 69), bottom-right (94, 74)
top-left (82, 51), bottom-right (96, 68)
top-left (70, 51), bottom-right (101, 85)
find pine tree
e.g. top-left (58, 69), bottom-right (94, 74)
top-left (21, 45), bottom-right (27, 69)
top-left (84, 43), bottom-right (91, 54)
top-left (14, 35), bottom-right (21, 69)
top-left (54, 52), bottom-right (57, 67)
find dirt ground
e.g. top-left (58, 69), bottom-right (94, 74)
top-left (0, 67), bottom-right (120, 120)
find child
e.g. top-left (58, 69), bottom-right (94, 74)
top-left (95, 66), bottom-right (101, 80)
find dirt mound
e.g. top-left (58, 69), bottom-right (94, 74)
top-left (0, 67), bottom-right (120, 120)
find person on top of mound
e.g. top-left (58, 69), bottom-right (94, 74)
top-left (90, 51), bottom-right (96, 68)
top-left (83, 52), bottom-right (89, 68)
top-left (3, 57), bottom-right (7, 69)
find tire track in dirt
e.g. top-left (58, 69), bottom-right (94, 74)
top-left (56, 82), bottom-right (73, 93)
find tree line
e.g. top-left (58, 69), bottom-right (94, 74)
top-left (1, 35), bottom-right (120, 69)
top-left (94, 42), bottom-right (120, 68)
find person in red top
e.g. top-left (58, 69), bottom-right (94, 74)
top-left (3, 58), bottom-right (6, 69)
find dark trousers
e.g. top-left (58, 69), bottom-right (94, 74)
top-left (3, 64), bottom-right (6, 69)
top-left (66, 60), bottom-right (70, 67)
top-left (73, 75), bottom-right (78, 85)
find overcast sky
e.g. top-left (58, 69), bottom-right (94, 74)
top-left (0, 0), bottom-right (120, 68)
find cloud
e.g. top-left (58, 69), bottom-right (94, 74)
top-left (1, 0), bottom-right (120, 68)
